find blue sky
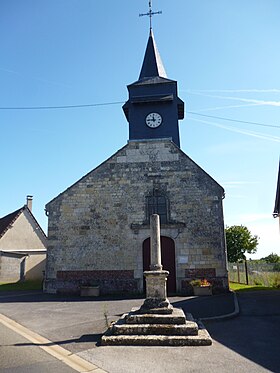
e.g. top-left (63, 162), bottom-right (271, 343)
top-left (1, 0), bottom-right (279, 258)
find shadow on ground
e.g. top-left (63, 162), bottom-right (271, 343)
top-left (204, 291), bottom-right (280, 373)
top-left (10, 333), bottom-right (103, 349)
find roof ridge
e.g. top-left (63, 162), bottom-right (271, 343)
top-left (0, 205), bottom-right (47, 240)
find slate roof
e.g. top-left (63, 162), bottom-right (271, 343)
top-left (273, 160), bottom-right (280, 217)
top-left (0, 206), bottom-right (47, 240)
top-left (138, 29), bottom-right (167, 80)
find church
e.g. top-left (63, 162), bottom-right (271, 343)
top-left (44, 26), bottom-right (229, 295)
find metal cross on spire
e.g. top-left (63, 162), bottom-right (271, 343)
top-left (139, 0), bottom-right (162, 30)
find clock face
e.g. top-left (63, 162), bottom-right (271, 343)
top-left (146, 112), bottom-right (162, 128)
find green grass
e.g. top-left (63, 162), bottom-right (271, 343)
top-left (229, 282), bottom-right (279, 292)
top-left (0, 280), bottom-right (42, 291)
top-left (229, 270), bottom-right (280, 287)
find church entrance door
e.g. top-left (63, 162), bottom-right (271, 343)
top-left (142, 236), bottom-right (176, 294)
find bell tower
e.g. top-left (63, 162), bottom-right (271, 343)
top-left (122, 3), bottom-right (184, 147)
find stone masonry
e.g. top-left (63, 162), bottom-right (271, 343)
top-left (44, 138), bottom-right (228, 295)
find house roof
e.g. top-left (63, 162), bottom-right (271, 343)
top-left (0, 208), bottom-right (23, 239)
top-left (273, 160), bottom-right (280, 217)
top-left (0, 206), bottom-right (47, 240)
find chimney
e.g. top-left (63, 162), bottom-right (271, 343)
top-left (26, 195), bottom-right (33, 211)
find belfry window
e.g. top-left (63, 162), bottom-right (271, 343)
top-left (146, 191), bottom-right (168, 224)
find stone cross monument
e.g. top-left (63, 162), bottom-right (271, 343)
top-left (101, 213), bottom-right (212, 345)
top-left (140, 214), bottom-right (172, 313)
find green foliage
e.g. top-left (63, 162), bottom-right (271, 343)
top-left (190, 279), bottom-right (202, 287)
top-left (272, 273), bottom-right (280, 288)
top-left (261, 252), bottom-right (280, 264)
top-left (225, 225), bottom-right (259, 262)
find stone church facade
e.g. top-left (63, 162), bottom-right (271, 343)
top-left (44, 30), bottom-right (228, 295)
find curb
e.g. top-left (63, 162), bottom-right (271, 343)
top-left (0, 313), bottom-right (107, 373)
top-left (200, 291), bottom-right (240, 321)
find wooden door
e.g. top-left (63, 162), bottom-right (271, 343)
top-left (143, 236), bottom-right (176, 294)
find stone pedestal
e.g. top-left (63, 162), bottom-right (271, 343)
top-left (140, 270), bottom-right (172, 313)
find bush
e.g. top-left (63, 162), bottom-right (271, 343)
top-left (272, 274), bottom-right (280, 288)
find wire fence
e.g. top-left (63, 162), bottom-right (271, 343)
top-left (228, 261), bottom-right (280, 287)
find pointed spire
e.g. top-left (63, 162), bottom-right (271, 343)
top-left (139, 29), bottom-right (167, 80)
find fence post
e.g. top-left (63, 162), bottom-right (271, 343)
top-left (237, 262), bottom-right (240, 283)
top-left (244, 259), bottom-right (249, 285)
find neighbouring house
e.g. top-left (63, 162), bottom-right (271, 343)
top-left (0, 196), bottom-right (47, 282)
top-left (44, 29), bottom-right (229, 296)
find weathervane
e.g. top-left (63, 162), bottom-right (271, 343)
top-left (139, 0), bottom-right (162, 30)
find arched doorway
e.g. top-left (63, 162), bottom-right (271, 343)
top-left (143, 236), bottom-right (176, 294)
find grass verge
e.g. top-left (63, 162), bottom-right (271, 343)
top-left (0, 280), bottom-right (42, 291)
top-left (230, 282), bottom-right (279, 292)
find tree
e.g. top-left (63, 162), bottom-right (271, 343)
top-left (261, 253), bottom-right (280, 271)
top-left (261, 252), bottom-right (280, 263)
top-left (225, 225), bottom-right (259, 263)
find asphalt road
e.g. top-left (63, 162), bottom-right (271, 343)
top-left (0, 323), bottom-right (77, 373)
top-left (78, 291), bottom-right (280, 373)
top-left (0, 290), bottom-right (279, 373)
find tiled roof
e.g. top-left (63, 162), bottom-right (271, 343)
top-left (0, 208), bottom-right (23, 239)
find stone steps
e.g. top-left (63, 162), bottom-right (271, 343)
top-left (101, 328), bottom-right (212, 346)
top-left (112, 322), bottom-right (198, 336)
top-left (126, 307), bottom-right (187, 325)
top-left (101, 308), bottom-right (212, 346)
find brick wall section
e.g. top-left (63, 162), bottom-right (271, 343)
top-left (57, 270), bottom-right (134, 280)
top-left (52, 270), bottom-right (137, 295)
top-left (45, 139), bottom-right (228, 295)
top-left (185, 268), bottom-right (216, 278)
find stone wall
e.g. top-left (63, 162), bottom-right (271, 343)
top-left (45, 139), bottom-right (228, 294)
top-left (0, 252), bottom-right (23, 282)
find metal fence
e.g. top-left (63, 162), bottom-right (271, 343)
top-left (228, 261), bottom-right (280, 287)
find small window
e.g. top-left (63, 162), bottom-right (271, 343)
top-left (146, 191), bottom-right (168, 224)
